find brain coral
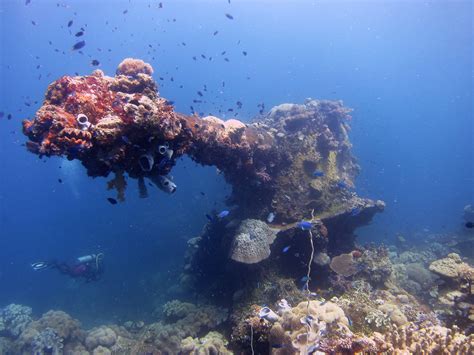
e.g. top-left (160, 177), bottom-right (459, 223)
top-left (85, 326), bottom-right (117, 351)
top-left (229, 219), bottom-right (276, 264)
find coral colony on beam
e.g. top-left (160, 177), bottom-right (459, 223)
top-left (23, 58), bottom-right (383, 223)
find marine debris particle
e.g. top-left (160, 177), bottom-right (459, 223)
top-left (22, 58), bottom-right (383, 223)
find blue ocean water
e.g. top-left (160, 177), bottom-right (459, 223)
top-left (0, 0), bottom-right (472, 326)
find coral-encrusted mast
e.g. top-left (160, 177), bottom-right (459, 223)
top-left (23, 59), bottom-right (276, 197)
top-left (23, 58), bottom-right (383, 222)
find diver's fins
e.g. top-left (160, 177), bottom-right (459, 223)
top-left (31, 261), bottom-right (49, 271)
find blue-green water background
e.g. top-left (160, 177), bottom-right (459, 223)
top-left (0, 0), bottom-right (472, 325)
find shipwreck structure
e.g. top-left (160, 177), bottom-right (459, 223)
top-left (23, 58), bottom-right (383, 222)
top-left (24, 57), bottom-right (384, 287)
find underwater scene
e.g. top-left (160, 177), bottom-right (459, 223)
top-left (0, 0), bottom-right (473, 354)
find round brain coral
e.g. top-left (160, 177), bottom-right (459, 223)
top-left (85, 326), bottom-right (117, 351)
top-left (116, 58), bottom-right (154, 77)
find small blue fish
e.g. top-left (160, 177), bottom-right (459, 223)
top-left (282, 245), bottom-right (291, 253)
top-left (297, 220), bottom-right (312, 230)
top-left (348, 316), bottom-right (353, 327)
top-left (336, 180), bottom-right (348, 189)
top-left (121, 135), bottom-right (131, 144)
top-left (302, 314), bottom-right (315, 326)
top-left (300, 276), bottom-right (309, 283)
top-left (350, 207), bottom-right (361, 216)
top-left (271, 344), bottom-right (289, 349)
top-left (205, 214), bottom-right (214, 222)
top-left (217, 210), bottom-right (230, 218)
top-left (267, 212), bottom-right (275, 223)
top-left (312, 170), bottom-right (324, 177)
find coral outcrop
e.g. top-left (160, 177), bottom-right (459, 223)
top-left (429, 253), bottom-right (473, 281)
top-left (0, 304), bottom-right (32, 338)
top-left (229, 219), bottom-right (276, 264)
top-left (31, 327), bottom-right (64, 355)
top-left (428, 253), bottom-right (474, 329)
top-left (15, 310), bottom-right (84, 354)
top-left (135, 300), bottom-right (228, 353)
top-left (85, 326), bottom-right (117, 351)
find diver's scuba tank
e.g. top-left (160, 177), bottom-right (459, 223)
top-left (77, 254), bottom-right (96, 263)
top-left (77, 253), bottom-right (105, 273)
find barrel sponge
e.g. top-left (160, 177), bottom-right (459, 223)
top-left (229, 219), bottom-right (277, 264)
top-left (85, 326), bottom-right (117, 351)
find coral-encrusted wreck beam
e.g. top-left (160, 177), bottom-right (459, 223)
top-left (23, 58), bottom-right (383, 223)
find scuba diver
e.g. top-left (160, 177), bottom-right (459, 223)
top-left (31, 253), bottom-right (104, 282)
